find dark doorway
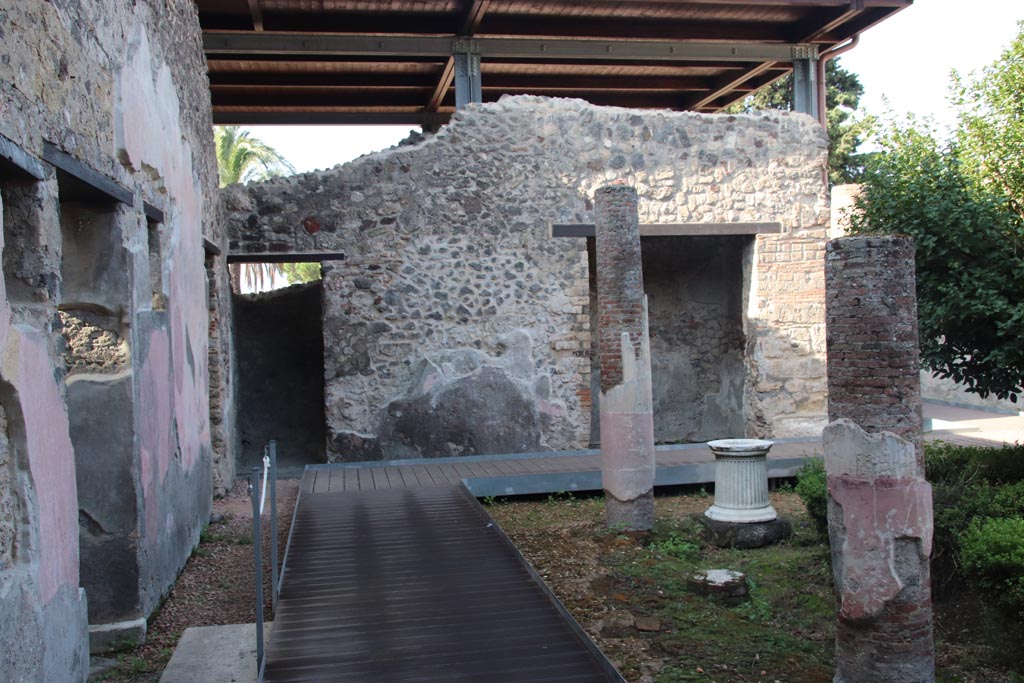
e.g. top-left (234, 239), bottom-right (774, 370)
top-left (234, 280), bottom-right (327, 470)
top-left (588, 235), bottom-right (748, 445)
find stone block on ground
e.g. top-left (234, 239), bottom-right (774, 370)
top-left (687, 569), bottom-right (750, 604)
top-left (158, 623), bottom-right (271, 683)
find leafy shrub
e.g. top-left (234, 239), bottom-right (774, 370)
top-left (926, 441), bottom-right (1024, 486)
top-left (959, 516), bottom-right (1024, 617)
top-left (795, 459), bottom-right (828, 538)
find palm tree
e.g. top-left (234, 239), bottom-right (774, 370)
top-left (214, 126), bottom-right (296, 291)
top-left (215, 125), bottom-right (296, 187)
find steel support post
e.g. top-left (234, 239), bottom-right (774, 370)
top-left (249, 467), bottom-right (265, 673)
top-left (792, 57), bottom-right (819, 120)
top-left (269, 440), bottom-right (279, 614)
top-left (454, 51), bottom-right (482, 109)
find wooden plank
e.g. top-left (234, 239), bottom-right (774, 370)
top-left (382, 466), bottom-right (399, 489)
top-left (264, 486), bottom-right (624, 682)
top-left (403, 466), bottom-right (428, 489)
top-left (301, 469), bottom-right (316, 495)
top-left (370, 467), bottom-right (390, 490)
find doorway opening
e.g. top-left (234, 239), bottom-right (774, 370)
top-left (233, 263), bottom-right (326, 471)
top-left (587, 235), bottom-right (749, 445)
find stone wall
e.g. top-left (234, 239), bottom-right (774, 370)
top-left (225, 96), bottom-right (830, 460)
top-left (0, 0), bottom-right (225, 674)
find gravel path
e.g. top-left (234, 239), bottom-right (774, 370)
top-left (91, 478), bottom-right (299, 682)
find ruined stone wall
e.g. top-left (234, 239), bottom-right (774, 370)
top-left (0, 0), bottom-right (223, 673)
top-left (225, 97), bottom-right (829, 460)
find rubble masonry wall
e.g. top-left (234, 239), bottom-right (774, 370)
top-left (225, 97), bottom-right (830, 460)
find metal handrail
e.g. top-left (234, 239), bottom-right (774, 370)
top-left (250, 439), bottom-right (281, 683)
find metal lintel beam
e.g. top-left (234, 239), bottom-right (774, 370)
top-left (227, 251), bottom-right (347, 264)
top-left (143, 201), bottom-right (164, 224)
top-left (0, 135), bottom-right (47, 181)
top-left (552, 222), bottom-right (782, 238)
top-left (203, 32), bottom-right (815, 64)
top-left (42, 142), bottom-right (133, 205)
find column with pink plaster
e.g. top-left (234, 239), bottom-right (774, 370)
top-left (824, 235), bottom-right (934, 683)
top-left (594, 184), bottom-right (655, 531)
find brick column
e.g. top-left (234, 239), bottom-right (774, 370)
top-left (826, 235), bottom-right (923, 463)
top-left (824, 235), bottom-right (934, 683)
top-left (595, 185), bottom-right (655, 530)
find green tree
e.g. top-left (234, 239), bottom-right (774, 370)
top-left (214, 126), bottom-right (296, 291)
top-left (214, 125), bottom-right (296, 187)
top-left (728, 58), bottom-right (873, 185)
top-left (282, 262), bottom-right (322, 284)
top-left (849, 26), bottom-right (1024, 401)
top-left (952, 26), bottom-right (1024, 220)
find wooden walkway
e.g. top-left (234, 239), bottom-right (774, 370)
top-left (260, 402), bottom-right (1021, 682)
top-left (264, 484), bottom-right (624, 683)
top-left (302, 440), bottom-right (820, 497)
top-left (301, 402), bottom-right (1023, 496)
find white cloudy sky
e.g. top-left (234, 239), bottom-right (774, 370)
top-left (248, 0), bottom-right (1024, 174)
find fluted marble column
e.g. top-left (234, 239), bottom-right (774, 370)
top-left (705, 439), bottom-right (776, 523)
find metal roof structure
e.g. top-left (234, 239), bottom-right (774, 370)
top-left (197, 0), bottom-right (912, 126)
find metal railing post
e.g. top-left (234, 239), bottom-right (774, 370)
top-left (250, 466), bottom-right (265, 673)
top-left (269, 440), bottom-right (280, 613)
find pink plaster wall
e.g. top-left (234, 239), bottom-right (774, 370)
top-left (138, 328), bottom-right (173, 540)
top-left (0, 224), bottom-right (78, 605)
top-left (118, 28), bottom-right (211, 488)
top-left (17, 330), bottom-right (80, 604)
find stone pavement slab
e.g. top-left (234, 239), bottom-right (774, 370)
top-left (158, 623), bottom-right (270, 683)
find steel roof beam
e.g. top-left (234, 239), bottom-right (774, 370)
top-left (204, 33), bottom-right (817, 64)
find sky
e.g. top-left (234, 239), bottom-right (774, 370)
top-left (247, 0), bottom-right (1024, 175)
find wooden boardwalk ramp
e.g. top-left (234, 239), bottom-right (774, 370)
top-left (264, 481), bottom-right (624, 683)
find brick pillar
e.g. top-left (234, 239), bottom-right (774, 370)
top-left (824, 235), bottom-right (935, 683)
top-left (595, 185), bottom-right (655, 530)
top-left (826, 235), bottom-right (923, 464)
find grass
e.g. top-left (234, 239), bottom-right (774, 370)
top-left (490, 488), bottom-right (1021, 683)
